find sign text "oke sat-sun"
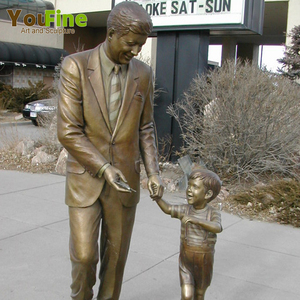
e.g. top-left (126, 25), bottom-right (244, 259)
top-left (141, 0), bottom-right (231, 16)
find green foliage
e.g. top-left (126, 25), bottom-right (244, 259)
top-left (278, 25), bottom-right (300, 80)
top-left (0, 80), bottom-right (53, 112)
top-left (168, 60), bottom-right (300, 183)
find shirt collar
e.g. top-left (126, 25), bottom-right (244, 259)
top-left (100, 44), bottom-right (127, 77)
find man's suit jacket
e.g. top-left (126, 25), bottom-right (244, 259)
top-left (57, 44), bottom-right (159, 208)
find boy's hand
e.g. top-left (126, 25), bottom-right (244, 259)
top-left (182, 215), bottom-right (202, 225)
top-left (182, 215), bottom-right (192, 224)
top-left (150, 194), bottom-right (161, 202)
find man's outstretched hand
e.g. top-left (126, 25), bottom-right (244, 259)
top-left (104, 165), bottom-right (131, 193)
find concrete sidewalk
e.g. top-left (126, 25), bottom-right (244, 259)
top-left (0, 170), bottom-right (299, 300)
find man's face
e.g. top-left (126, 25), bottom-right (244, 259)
top-left (106, 29), bottom-right (148, 65)
top-left (186, 178), bottom-right (210, 209)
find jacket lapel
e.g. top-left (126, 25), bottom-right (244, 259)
top-left (87, 45), bottom-right (112, 134)
top-left (113, 60), bottom-right (138, 137)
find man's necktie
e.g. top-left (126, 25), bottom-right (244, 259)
top-left (109, 65), bottom-right (122, 130)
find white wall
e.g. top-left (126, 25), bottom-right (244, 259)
top-left (0, 19), bottom-right (64, 48)
top-left (265, 0), bottom-right (299, 45)
top-left (49, 0), bottom-right (111, 14)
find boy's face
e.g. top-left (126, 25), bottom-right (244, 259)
top-left (186, 178), bottom-right (212, 209)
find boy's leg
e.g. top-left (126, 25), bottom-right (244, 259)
top-left (181, 284), bottom-right (194, 300)
top-left (179, 247), bottom-right (195, 300)
top-left (194, 252), bottom-right (214, 300)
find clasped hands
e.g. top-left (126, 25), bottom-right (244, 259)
top-left (103, 165), bottom-right (164, 198)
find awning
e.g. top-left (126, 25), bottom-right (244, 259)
top-left (0, 42), bottom-right (69, 67)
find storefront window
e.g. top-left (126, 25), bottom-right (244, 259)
top-left (0, 0), bottom-right (52, 23)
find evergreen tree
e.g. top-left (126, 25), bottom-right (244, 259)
top-left (278, 25), bottom-right (300, 80)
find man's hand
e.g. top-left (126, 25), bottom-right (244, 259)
top-left (104, 165), bottom-right (131, 193)
top-left (148, 174), bottom-right (164, 199)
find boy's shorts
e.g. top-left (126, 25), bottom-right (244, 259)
top-left (179, 245), bottom-right (214, 290)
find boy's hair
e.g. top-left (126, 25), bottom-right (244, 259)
top-left (107, 2), bottom-right (153, 37)
top-left (189, 169), bottom-right (222, 202)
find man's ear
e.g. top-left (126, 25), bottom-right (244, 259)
top-left (205, 190), bottom-right (213, 200)
top-left (107, 28), bottom-right (115, 41)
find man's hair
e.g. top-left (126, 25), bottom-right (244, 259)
top-left (189, 169), bottom-right (222, 202)
top-left (107, 1), bottom-right (153, 37)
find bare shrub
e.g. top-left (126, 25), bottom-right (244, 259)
top-left (228, 179), bottom-right (300, 227)
top-left (158, 134), bottom-right (174, 163)
top-left (0, 81), bottom-right (53, 112)
top-left (0, 123), bottom-right (60, 173)
top-left (168, 60), bottom-right (300, 183)
top-left (0, 61), bottom-right (62, 171)
top-left (34, 115), bottom-right (62, 154)
top-left (0, 123), bottom-right (20, 150)
top-left (35, 61), bottom-right (62, 156)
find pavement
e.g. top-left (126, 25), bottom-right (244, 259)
top-left (0, 170), bottom-right (300, 300)
top-left (0, 111), bottom-right (25, 123)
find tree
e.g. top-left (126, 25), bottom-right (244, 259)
top-left (278, 25), bottom-right (300, 80)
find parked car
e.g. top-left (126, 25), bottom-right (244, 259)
top-left (22, 99), bottom-right (56, 126)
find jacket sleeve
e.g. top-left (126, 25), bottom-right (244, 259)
top-left (57, 55), bottom-right (108, 177)
top-left (139, 66), bottom-right (160, 177)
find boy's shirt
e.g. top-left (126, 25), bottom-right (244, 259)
top-left (171, 204), bottom-right (221, 249)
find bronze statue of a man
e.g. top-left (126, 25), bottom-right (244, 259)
top-left (57, 2), bottom-right (164, 299)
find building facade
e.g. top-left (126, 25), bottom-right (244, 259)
top-left (1, 1), bottom-right (299, 86)
top-left (57, 0), bottom-right (299, 68)
top-left (0, 0), bottom-right (67, 88)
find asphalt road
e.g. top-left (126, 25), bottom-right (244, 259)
top-left (0, 121), bottom-right (48, 149)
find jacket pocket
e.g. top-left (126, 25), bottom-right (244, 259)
top-left (134, 160), bottom-right (141, 173)
top-left (67, 160), bottom-right (86, 174)
top-left (133, 92), bottom-right (143, 102)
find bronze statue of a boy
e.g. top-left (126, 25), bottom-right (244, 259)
top-left (153, 169), bottom-right (222, 300)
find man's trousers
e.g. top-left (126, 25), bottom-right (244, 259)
top-left (68, 184), bottom-right (137, 300)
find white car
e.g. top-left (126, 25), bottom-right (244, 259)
top-left (23, 99), bottom-right (56, 126)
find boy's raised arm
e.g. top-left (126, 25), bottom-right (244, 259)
top-left (153, 197), bottom-right (172, 215)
